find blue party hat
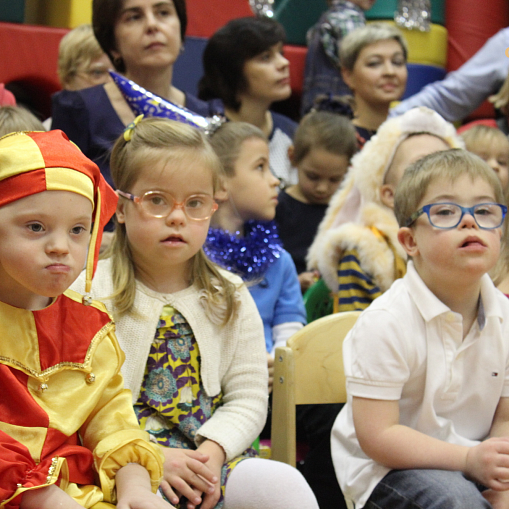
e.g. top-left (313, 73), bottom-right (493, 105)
top-left (110, 70), bottom-right (224, 135)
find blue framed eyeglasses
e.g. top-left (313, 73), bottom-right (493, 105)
top-left (404, 202), bottom-right (507, 230)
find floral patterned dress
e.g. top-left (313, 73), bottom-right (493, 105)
top-left (134, 305), bottom-right (257, 509)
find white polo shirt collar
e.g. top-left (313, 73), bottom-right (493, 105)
top-left (404, 261), bottom-right (503, 330)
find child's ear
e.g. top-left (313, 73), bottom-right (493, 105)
top-left (287, 145), bottom-right (295, 166)
top-left (397, 227), bottom-right (419, 257)
top-left (115, 193), bottom-right (126, 224)
top-left (380, 184), bottom-right (396, 209)
top-left (214, 176), bottom-right (229, 204)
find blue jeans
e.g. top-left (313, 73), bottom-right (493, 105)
top-left (365, 469), bottom-right (492, 509)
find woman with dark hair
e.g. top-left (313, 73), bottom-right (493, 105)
top-left (199, 17), bottom-right (298, 186)
top-left (51, 0), bottom-right (212, 189)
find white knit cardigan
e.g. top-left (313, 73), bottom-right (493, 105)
top-left (71, 258), bottom-right (268, 461)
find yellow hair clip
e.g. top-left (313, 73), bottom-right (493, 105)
top-left (123, 114), bottom-right (144, 142)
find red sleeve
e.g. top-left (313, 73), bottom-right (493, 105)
top-left (0, 431), bottom-right (59, 509)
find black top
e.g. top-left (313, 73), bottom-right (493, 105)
top-left (275, 190), bottom-right (328, 274)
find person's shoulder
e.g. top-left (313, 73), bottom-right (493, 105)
top-left (270, 111), bottom-right (297, 136)
top-left (185, 92), bottom-right (224, 117)
top-left (52, 84), bottom-right (106, 108)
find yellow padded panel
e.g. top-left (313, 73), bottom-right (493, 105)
top-left (368, 21), bottom-right (448, 68)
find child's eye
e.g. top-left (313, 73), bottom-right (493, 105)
top-left (148, 194), bottom-right (168, 207)
top-left (186, 197), bottom-right (206, 209)
top-left (27, 223), bottom-right (44, 233)
top-left (434, 205), bottom-right (456, 216)
top-left (475, 205), bottom-right (494, 216)
top-left (71, 226), bottom-right (87, 235)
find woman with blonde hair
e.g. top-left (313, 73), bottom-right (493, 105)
top-left (340, 22), bottom-right (408, 147)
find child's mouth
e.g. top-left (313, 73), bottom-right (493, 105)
top-left (461, 237), bottom-right (485, 248)
top-left (162, 235), bottom-right (185, 243)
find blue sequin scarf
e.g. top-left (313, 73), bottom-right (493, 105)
top-left (204, 220), bottom-right (283, 281)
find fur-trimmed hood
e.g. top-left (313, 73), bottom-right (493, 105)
top-left (307, 107), bottom-right (464, 292)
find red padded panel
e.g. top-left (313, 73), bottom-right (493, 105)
top-left (285, 44), bottom-right (306, 96)
top-left (186, 1), bottom-right (253, 38)
top-left (0, 22), bottom-right (67, 116)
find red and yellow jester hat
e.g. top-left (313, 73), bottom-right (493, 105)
top-left (0, 130), bottom-right (118, 295)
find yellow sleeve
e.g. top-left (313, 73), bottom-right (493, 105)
top-left (79, 329), bottom-right (164, 504)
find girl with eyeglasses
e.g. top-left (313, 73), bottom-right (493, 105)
top-left (71, 116), bottom-right (319, 509)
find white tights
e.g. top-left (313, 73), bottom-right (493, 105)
top-left (223, 458), bottom-right (319, 509)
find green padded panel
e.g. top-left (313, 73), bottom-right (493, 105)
top-left (365, 0), bottom-right (445, 26)
top-left (0, 0), bottom-right (25, 23)
top-left (274, 0), bottom-right (329, 46)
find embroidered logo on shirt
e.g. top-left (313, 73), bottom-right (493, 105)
top-left (492, 372), bottom-right (499, 377)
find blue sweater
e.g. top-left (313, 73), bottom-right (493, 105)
top-left (248, 249), bottom-right (306, 352)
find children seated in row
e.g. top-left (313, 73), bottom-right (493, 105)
top-left (276, 109), bottom-right (358, 292)
top-left (71, 117), bottom-right (318, 509)
top-left (333, 148), bottom-right (509, 509)
top-left (0, 130), bottom-right (170, 508)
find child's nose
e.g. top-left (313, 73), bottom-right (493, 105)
top-left (166, 204), bottom-right (187, 225)
top-left (46, 232), bottom-right (70, 255)
top-left (270, 173), bottom-right (281, 187)
top-left (460, 211), bottom-right (478, 228)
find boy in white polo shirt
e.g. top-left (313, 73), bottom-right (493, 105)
top-left (332, 148), bottom-right (509, 509)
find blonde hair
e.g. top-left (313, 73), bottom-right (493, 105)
top-left (106, 117), bottom-right (239, 323)
top-left (394, 149), bottom-right (505, 227)
top-left (58, 24), bottom-right (106, 88)
top-left (340, 22), bottom-right (408, 71)
top-left (208, 121), bottom-right (267, 177)
top-left (461, 125), bottom-right (509, 158)
top-left (0, 106), bottom-right (45, 137)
